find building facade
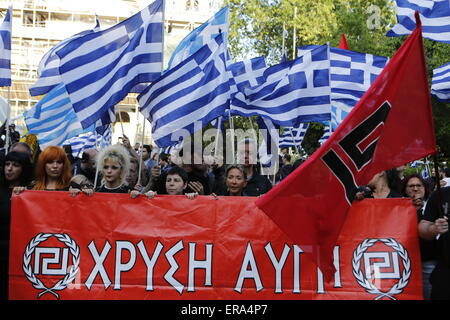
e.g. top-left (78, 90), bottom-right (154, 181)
top-left (0, 0), bottom-right (223, 146)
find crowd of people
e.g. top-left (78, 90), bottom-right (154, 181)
top-left (1, 128), bottom-right (450, 300)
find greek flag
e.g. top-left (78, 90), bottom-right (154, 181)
top-left (24, 83), bottom-right (95, 148)
top-left (422, 164), bottom-right (430, 179)
top-left (229, 56), bottom-right (266, 95)
top-left (30, 17), bottom-right (101, 96)
top-left (319, 124), bottom-right (332, 145)
top-left (431, 61), bottom-right (450, 103)
top-left (63, 126), bottom-right (112, 158)
top-left (0, 6), bottom-right (12, 87)
top-left (167, 6), bottom-right (229, 71)
top-left (33, 0), bottom-right (164, 130)
top-left (330, 47), bottom-right (389, 130)
top-left (139, 33), bottom-right (231, 148)
top-left (387, 0), bottom-right (450, 43)
top-left (279, 123), bottom-right (309, 149)
top-left (231, 44), bottom-right (331, 127)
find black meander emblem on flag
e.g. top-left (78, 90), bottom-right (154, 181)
top-left (322, 101), bottom-right (392, 204)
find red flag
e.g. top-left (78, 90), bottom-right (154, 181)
top-left (255, 14), bottom-right (436, 281)
top-left (339, 33), bottom-right (349, 49)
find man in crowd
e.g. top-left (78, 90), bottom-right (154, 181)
top-left (8, 124), bottom-right (20, 145)
top-left (279, 154), bottom-right (293, 181)
top-left (418, 184), bottom-right (450, 299)
top-left (237, 138), bottom-right (272, 197)
top-left (73, 148), bottom-right (100, 187)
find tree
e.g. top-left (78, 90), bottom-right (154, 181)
top-left (225, 0), bottom-right (450, 159)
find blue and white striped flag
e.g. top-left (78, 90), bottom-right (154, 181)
top-left (279, 123), bottom-right (309, 149)
top-left (319, 123), bottom-right (332, 145)
top-left (387, 0), bottom-right (450, 43)
top-left (33, 0), bottom-right (164, 130)
top-left (422, 164), bottom-right (430, 179)
top-left (330, 47), bottom-right (389, 130)
top-left (0, 6), bottom-right (12, 87)
top-left (139, 33), bottom-right (231, 148)
top-left (167, 6), bottom-right (229, 71)
top-left (231, 44), bottom-right (331, 127)
top-left (24, 83), bottom-right (96, 148)
top-left (29, 16), bottom-right (101, 96)
top-left (229, 56), bottom-right (266, 95)
top-left (431, 61), bottom-right (450, 103)
top-left (63, 126), bottom-right (112, 158)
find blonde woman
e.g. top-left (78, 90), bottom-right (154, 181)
top-left (95, 144), bottom-right (135, 194)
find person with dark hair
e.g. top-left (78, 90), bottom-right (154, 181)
top-left (9, 142), bottom-right (32, 161)
top-left (141, 144), bottom-right (157, 175)
top-left (402, 173), bottom-right (438, 300)
top-left (237, 138), bottom-right (272, 196)
top-left (143, 166), bottom-right (198, 200)
top-left (24, 146), bottom-right (72, 191)
top-left (72, 148), bottom-right (99, 187)
top-left (0, 151), bottom-right (33, 300)
top-left (291, 158), bottom-right (305, 172)
top-left (363, 169), bottom-right (402, 199)
top-left (159, 153), bottom-right (171, 172)
top-left (390, 164), bottom-right (407, 194)
top-left (402, 173), bottom-right (430, 213)
top-left (221, 164), bottom-right (248, 196)
top-left (7, 124), bottom-right (20, 145)
top-left (418, 186), bottom-right (450, 300)
top-left (279, 154), bottom-right (293, 180)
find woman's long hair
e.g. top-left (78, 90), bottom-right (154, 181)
top-left (33, 146), bottom-right (72, 190)
top-left (0, 151), bottom-right (33, 188)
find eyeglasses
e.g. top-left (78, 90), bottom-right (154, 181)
top-left (406, 184), bottom-right (424, 189)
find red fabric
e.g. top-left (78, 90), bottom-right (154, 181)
top-left (9, 192), bottom-right (422, 300)
top-left (255, 22), bottom-right (436, 281)
top-left (339, 33), bottom-right (349, 49)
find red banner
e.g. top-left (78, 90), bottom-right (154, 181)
top-left (9, 191), bottom-right (422, 300)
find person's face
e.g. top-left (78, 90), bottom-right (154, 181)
top-left (45, 159), bottom-right (64, 179)
top-left (4, 160), bottom-right (23, 183)
top-left (127, 162), bottom-right (138, 185)
top-left (226, 168), bottom-right (247, 195)
top-left (165, 174), bottom-right (186, 195)
top-left (141, 148), bottom-right (150, 160)
top-left (102, 159), bottom-right (122, 186)
top-left (238, 142), bottom-right (257, 166)
top-left (405, 177), bottom-right (425, 199)
top-left (81, 152), bottom-right (96, 171)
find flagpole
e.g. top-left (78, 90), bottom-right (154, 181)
top-left (228, 110), bottom-right (235, 164)
top-left (292, 7), bottom-right (297, 60)
top-left (116, 104), bottom-right (125, 137)
top-left (289, 127), bottom-right (301, 154)
top-left (93, 123), bottom-right (100, 189)
top-left (248, 116), bottom-right (264, 175)
top-left (214, 116), bottom-right (222, 159)
top-left (282, 22), bottom-right (286, 57)
top-left (4, 87), bottom-right (10, 153)
top-left (137, 117), bottom-right (145, 187)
